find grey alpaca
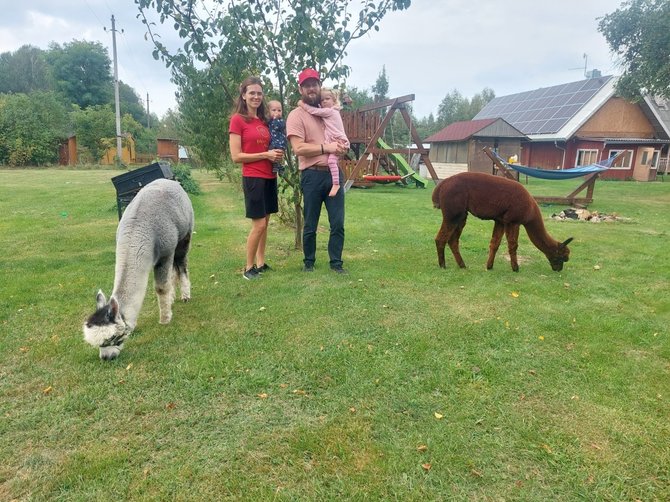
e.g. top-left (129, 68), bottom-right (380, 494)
top-left (83, 179), bottom-right (194, 360)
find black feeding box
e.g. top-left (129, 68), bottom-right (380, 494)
top-left (111, 162), bottom-right (174, 219)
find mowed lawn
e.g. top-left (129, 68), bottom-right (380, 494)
top-left (1, 168), bottom-right (668, 501)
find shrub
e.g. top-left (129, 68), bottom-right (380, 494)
top-left (172, 163), bottom-right (201, 195)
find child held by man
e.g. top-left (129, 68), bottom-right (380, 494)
top-left (299, 88), bottom-right (350, 196)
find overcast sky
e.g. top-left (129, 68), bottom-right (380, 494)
top-left (2, 0), bottom-right (625, 120)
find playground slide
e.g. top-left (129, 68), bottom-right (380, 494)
top-left (376, 137), bottom-right (428, 188)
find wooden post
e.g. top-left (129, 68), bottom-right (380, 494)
top-left (483, 146), bottom-right (517, 180)
top-left (399, 107), bottom-right (438, 183)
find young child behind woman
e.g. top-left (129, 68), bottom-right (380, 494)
top-left (299, 88), bottom-right (350, 196)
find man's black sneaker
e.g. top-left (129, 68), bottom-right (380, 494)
top-left (302, 264), bottom-right (314, 272)
top-left (330, 266), bottom-right (348, 274)
top-left (257, 264), bottom-right (271, 273)
top-left (243, 266), bottom-right (261, 280)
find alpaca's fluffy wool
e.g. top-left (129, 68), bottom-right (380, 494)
top-left (83, 178), bottom-right (194, 360)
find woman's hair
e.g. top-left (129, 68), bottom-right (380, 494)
top-left (321, 87), bottom-right (341, 107)
top-left (234, 76), bottom-right (268, 122)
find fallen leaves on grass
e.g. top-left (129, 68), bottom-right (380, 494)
top-left (421, 463), bottom-right (432, 471)
top-left (434, 412), bottom-right (444, 420)
top-left (417, 445), bottom-right (428, 452)
top-left (42, 386), bottom-right (53, 395)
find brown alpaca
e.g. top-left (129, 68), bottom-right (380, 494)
top-left (432, 173), bottom-right (573, 272)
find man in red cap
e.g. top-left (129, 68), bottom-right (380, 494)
top-left (287, 68), bottom-right (349, 273)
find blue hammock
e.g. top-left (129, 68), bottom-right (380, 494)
top-left (494, 151), bottom-right (621, 180)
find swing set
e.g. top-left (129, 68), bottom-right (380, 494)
top-left (340, 95), bottom-right (440, 189)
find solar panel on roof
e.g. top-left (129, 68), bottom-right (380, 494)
top-left (535, 107), bottom-right (557, 120)
top-left (548, 95), bottom-right (565, 107)
top-left (543, 119), bottom-right (568, 131)
top-left (474, 76), bottom-right (612, 135)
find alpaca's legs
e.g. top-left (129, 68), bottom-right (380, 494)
top-left (154, 256), bottom-right (175, 324)
top-left (487, 221), bottom-right (505, 270)
top-left (435, 221), bottom-right (451, 268)
top-left (448, 218), bottom-right (467, 268)
top-left (505, 224), bottom-right (520, 272)
top-left (174, 233), bottom-right (192, 301)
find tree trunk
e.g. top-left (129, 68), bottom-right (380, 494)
top-left (294, 200), bottom-right (303, 250)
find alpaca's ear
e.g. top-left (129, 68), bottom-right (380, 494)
top-left (561, 237), bottom-right (574, 247)
top-left (96, 290), bottom-right (107, 309)
top-left (109, 297), bottom-right (120, 318)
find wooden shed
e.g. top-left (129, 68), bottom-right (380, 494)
top-left (100, 134), bottom-right (136, 165)
top-left (424, 118), bottom-right (526, 178)
top-left (157, 138), bottom-right (179, 164)
top-left (58, 135), bottom-right (78, 166)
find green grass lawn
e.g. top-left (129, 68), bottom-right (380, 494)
top-left (1, 169), bottom-right (669, 501)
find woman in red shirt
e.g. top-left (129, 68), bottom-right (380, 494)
top-left (229, 76), bottom-right (284, 280)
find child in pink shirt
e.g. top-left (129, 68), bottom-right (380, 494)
top-left (299, 88), bottom-right (350, 196)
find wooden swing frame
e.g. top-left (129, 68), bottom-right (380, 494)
top-left (342, 95), bottom-right (440, 187)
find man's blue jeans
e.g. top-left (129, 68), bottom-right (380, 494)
top-left (300, 168), bottom-right (345, 268)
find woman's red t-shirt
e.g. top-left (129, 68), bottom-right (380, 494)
top-left (229, 114), bottom-right (275, 179)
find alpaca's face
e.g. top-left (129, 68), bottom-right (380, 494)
top-left (549, 253), bottom-right (569, 271)
top-left (83, 292), bottom-right (128, 360)
top-left (549, 238), bottom-right (573, 271)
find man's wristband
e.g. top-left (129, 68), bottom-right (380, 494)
top-left (321, 144), bottom-right (324, 155)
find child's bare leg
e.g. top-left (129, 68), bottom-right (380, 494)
top-left (328, 153), bottom-right (340, 197)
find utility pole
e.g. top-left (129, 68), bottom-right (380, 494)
top-left (109, 15), bottom-right (123, 165)
top-left (146, 92), bottom-right (151, 128)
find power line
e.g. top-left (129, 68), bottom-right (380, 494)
top-left (82, 0), bottom-right (105, 26)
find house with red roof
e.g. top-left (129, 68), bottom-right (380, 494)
top-left (472, 76), bottom-right (670, 181)
top-left (423, 118), bottom-right (526, 178)
top-left (426, 76), bottom-right (670, 181)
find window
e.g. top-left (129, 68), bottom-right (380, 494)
top-left (608, 149), bottom-right (633, 169)
top-left (576, 149), bottom-right (598, 166)
top-left (651, 150), bottom-right (660, 168)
